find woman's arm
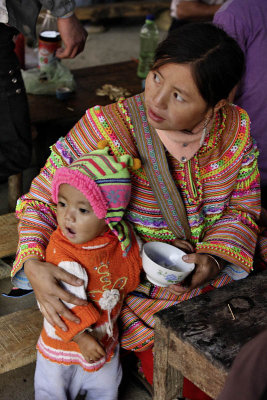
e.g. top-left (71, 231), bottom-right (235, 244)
top-left (170, 133), bottom-right (260, 295)
top-left (196, 135), bottom-right (260, 273)
top-left (12, 113), bottom-right (99, 280)
top-left (12, 111), bottom-right (101, 327)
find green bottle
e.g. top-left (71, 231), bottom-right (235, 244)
top-left (137, 15), bottom-right (159, 79)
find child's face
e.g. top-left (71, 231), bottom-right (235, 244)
top-left (56, 183), bottom-right (108, 244)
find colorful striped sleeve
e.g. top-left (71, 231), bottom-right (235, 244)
top-left (196, 135), bottom-right (261, 273)
top-left (11, 109), bottom-right (104, 278)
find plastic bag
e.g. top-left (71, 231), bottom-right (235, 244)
top-left (21, 61), bottom-right (75, 95)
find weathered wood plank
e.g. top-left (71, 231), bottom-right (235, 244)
top-left (168, 332), bottom-right (227, 399)
top-left (154, 271), bottom-right (267, 399)
top-left (0, 213), bottom-right (18, 259)
top-left (75, 1), bottom-right (170, 22)
top-left (0, 307), bottom-right (42, 373)
top-left (0, 258), bottom-right (12, 279)
top-left (154, 316), bottom-right (183, 400)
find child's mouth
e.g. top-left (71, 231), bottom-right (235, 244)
top-left (65, 226), bottom-right (75, 237)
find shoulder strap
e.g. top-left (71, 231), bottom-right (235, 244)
top-left (127, 94), bottom-right (191, 240)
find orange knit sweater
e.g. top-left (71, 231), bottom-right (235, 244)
top-left (37, 226), bottom-right (142, 372)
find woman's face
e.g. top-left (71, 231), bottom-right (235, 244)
top-left (145, 62), bottom-right (212, 134)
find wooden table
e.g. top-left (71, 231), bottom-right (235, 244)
top-left (8, 60), bottom-right (142, 210)
top-left (29, 59), bottom-right (142, 166)
top-left (153, 270), bottom-right (267, 400)
top-left (28, 60), bottom-right (142, 125)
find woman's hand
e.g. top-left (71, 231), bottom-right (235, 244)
top-left (168, 253), bottom-right (221, 295)
top-left (73, 332), bottom-right (106, 363)
top-left (24, 258), bottom-right (88, 330)
top-left (172, 238), bottom-right (194, 253)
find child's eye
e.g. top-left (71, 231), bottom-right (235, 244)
top-left (153, 72), bottom-right (160, 83)
top-left (174, 92), bottom-right (184, 102)
top-left (58, 201), bottom-right (65, 207)
top-left (79, 208), bottom-right (89, 214)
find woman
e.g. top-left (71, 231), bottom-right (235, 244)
top-left (12, 23), bottom-right (264, 398)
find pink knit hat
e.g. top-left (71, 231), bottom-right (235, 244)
top-left (52, 143), bottom-right (141, 254)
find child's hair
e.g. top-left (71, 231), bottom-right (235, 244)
top-left (153, 22), bottom-right (245, 107)
top-left (52, 142), bottom-right (141, 254)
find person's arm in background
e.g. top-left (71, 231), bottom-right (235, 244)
top-left (177, 1), bottom-right (222, 20)
top-left (40, 0), bottom-right (88, 58)
top-left (0, 0), bottom-right (8, 23)
top-left (6, 0), bottom-right (87, 54)
top-left (213, 8), bottom-right (246, 53)
top-left (56, 14), bottom-right (88, 59)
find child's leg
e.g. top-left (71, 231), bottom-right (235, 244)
top-left (78, 345), bottom-right (122, 400)
top-left (35, 351), bottom-right (73, 400)
top-left (35, 351), bottom-right (92, 400)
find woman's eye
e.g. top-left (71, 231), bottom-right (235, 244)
top-left (153, 73), bottom-right (160, 83)
top-left (174, 92), bottom-right (184, 102)
top-left (58, 201), bottom-right (65, 207)
top-left (79, 208), bottom-right (89, 214)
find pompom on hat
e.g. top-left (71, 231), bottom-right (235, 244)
top-left (52, 141), bottom-right (141, 255)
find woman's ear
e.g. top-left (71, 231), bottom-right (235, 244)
top-left (227, 85), bottom-right (238, 103)
top-left (214, 99), bottom-right (227, 113)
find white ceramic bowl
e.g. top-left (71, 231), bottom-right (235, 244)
top-left (142, 242), bottom-right (195, 287)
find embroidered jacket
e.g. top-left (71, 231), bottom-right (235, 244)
top-left (12, 94), bottom-right (260, 292)
top-left (37, 226), bottom-right (141, 371)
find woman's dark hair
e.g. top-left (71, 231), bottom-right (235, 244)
top-left (154, 22), bottom-right (245, 107)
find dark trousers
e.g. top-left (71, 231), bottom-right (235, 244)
top-left (0, 24), bottom-right (31, 181)
top-left (217, 329), bottom-right (267, 400)
top-left (261, 186), bottom-right (267, 209)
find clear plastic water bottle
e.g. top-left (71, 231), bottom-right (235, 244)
top-left (137, 14), bottom-right (159, 79)
top-left (38, 10), bottom-right (61, 70)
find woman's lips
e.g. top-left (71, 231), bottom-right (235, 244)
top-left (148, 107), bottom-right (164, 123)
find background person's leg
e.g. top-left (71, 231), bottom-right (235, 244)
top-left (0, 24), bottom-right (32, 182)
top-left (217, 329), bottom-right (267, 400)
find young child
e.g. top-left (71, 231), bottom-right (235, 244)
top-left (34, 143), bottom-right (143, 400)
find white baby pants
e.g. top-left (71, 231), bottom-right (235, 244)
top-left (34, 345), bottom-right (122, 400)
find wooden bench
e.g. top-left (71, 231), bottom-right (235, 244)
top-left (0, 213), bottom-right (19, 259)
top-left (0, 307), bottom-right (42, 374)
top-left (0, 213), bottom-right (42, 374)
top-left (75, 0), bottom-right (170, 22)
top-left (153, 270), bottom-right (267, 400)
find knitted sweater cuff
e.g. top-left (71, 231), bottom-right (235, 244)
top-left (55, 305), bottom-right (100, 342)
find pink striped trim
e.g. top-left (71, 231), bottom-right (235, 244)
top-left (52, 168), bottom-right (108, 219)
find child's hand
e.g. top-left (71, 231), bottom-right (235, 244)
top-left (73, 331), bottom-right (106, 363)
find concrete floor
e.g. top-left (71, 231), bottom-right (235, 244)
top-left (0, 18), bottom-right (169, 399)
